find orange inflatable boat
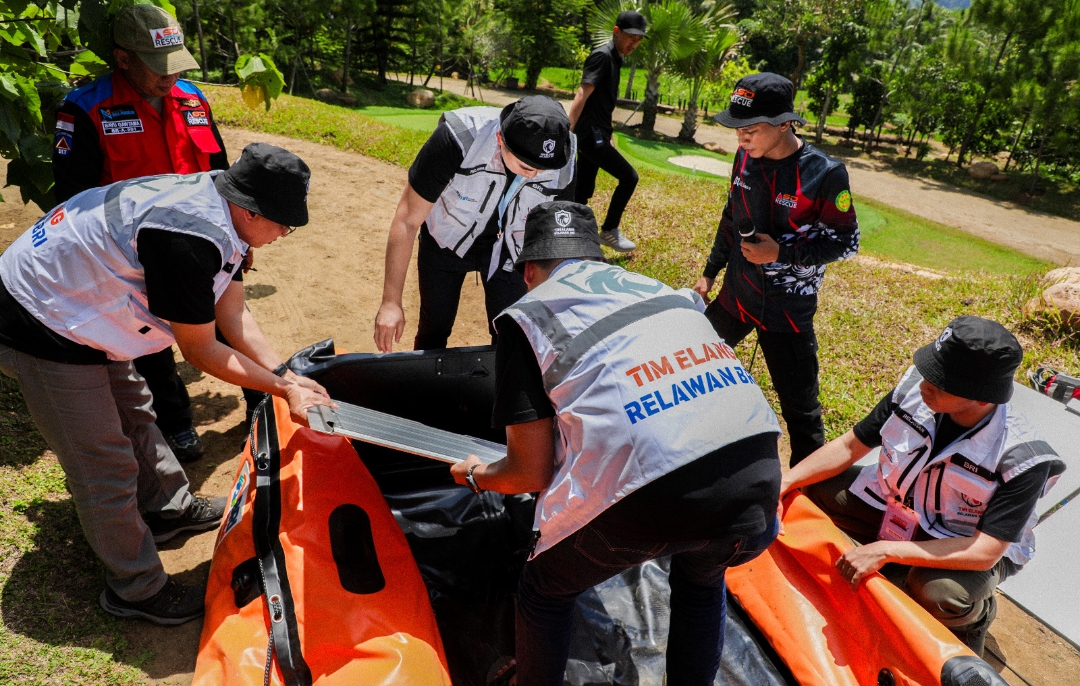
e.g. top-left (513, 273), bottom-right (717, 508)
top-left (193, 342), bottom-right (1007, 686)
top-left (191, 396), bottom-right (450, 686)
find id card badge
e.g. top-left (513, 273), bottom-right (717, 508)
top-left (878, 499), bottom-right (919, 542)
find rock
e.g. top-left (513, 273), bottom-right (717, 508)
top-left (990, 173), bottom-right (1009, 182)
top-left (406, 88), bottom-right (436, 109)
top-left (702, 142), bottom-right (728, 155)
top-left (968, 161), bottom-right (999, 180)
top-left (837, 138), bottom-right (858, 148)
top-left (314, 89), bottom-right (357, 107)
top-left (330, 69), bottom-right (353, 86)
top-left (1026, 268), bottom-right (1080, 332)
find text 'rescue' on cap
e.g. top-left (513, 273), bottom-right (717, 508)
top-left (713, 72), bottom-right (807, 129)
top-left (113, 5), bottom-right (200, 76)
top-left (499, 96), bottom-right (572, 171)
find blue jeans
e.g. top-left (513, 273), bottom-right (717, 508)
top-left (515, 516), bottom-right (779, 686)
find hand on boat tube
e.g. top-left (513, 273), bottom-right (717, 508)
top-left (284, 382), bottom-right (336, 427)
top-left (836, 541), bottom-right (889, 588)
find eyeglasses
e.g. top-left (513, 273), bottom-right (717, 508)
top-left (281, 224), bottom-right (296, 236)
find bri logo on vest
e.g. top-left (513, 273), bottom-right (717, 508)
top-left (621, 340), bottom-right (757, 424)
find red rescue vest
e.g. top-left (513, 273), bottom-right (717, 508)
top-left (89, 72), bottom-right (221, 185)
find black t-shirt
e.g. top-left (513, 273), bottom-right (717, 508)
top-left (853, 389), bottom-right (1051, 543)
top-left (491, 314), bottom-right (782, 542)
top-left (0, 229), bottom-right (240, 364)
top-left (577, 42), bottom-right (622, 139)
top-left (408, 122), bottom-right (575, 273)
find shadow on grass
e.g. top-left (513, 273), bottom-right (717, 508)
top-left (0, 375), bottom-right (48, 469)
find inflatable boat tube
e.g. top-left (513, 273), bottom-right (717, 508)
top-left (727, 493), bottom-right (1007, 686)
top-left (191, 396), bottom-right (450, 686)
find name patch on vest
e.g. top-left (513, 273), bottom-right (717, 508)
top-left (178, 98), bottom-right (203, 108)
top-left (184, 110), bottom-right (209, 127)
top-left (622, 341), bottom-right (756, 425)
top-left (99, 106), bottom-right (143, 135)
top-left (949, 453), bottom-right (997, 482)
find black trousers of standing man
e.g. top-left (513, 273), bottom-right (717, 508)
top-left (705, 303), bottom-right (825, 467)
top-left (574, 137), bottom-right (638, 233)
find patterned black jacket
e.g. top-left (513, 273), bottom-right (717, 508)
top-left (704, 140), bottom-right (860, 333)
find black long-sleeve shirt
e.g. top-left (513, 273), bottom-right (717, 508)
top-left (705, 140), bottom-right (859, 333)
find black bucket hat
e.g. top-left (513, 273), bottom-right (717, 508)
top-left (913, 316), bottom-right (1023, 404)
top-left (713, 72), bottom-right (807, 128)
top-left (215, 143), bottom-right (311, 227)
top-left (516, 201), bottom-right (603, 268)
top-left (500, 96), bottom-right (572, 171)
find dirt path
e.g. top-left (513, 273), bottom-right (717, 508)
top-left (405, 74), bottom-right (1080, 266)
top-left (2, 128), bottom-right (1076, 685)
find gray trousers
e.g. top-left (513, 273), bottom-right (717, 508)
top-left (804, 466), bottom-right (1014, 634)
top-left (0, 343), bottom-right (192, 601)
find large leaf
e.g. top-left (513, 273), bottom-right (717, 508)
top-left (234, 53), bottom-right (285, 111)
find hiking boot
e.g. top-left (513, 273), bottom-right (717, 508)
top-left (145, 496), bottom-right (226, 543)
top-left (165, 426), bottom-right (204, 463)
top-left (99, 577), bottom-right (204, 626)
top-left (599, 228), bottom-right (636, 253)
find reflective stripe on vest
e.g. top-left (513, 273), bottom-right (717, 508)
top-left (0, 172), bottom-right (246, 361)
top-left (850, 366), bottom-right (1064, 566)
top-left (503, 260), bottom-right (781, 557)
top-left (425, 107), bottom-right (575, 274)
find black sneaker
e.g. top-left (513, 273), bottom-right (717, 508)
top-left (99, 577), bottom-right (205, 626)
top-left (165, 426), bottom-right (205, 463)
top-left (145, 496), bottom-right (226, 543)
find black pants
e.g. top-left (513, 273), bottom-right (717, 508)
top-left (414, 244), bottom-right (528, 350)
top-left (574, 136), bottom-right (638, 233)
top-left (132, 347), bottom-right (191, 435)
top-left (704, 303), bottom-right (824, 466)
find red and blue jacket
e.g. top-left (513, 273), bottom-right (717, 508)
top-left (52, 71), bottom-right (228, 203)
top-left (703, 140), bottom-right (860, 333)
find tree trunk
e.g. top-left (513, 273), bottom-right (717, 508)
top-left (624, 65), bottom-right (636, 99)
top-left (641, 69), bottom-right (661, 133)
top-left (815, 84), bottom-right (832, 144)
top-left (957, 29), bottom-right (1014, 168)
top-left (679, 87), bottom-right (701, 142)
top-left (190, 0), bottom-right (208, 82)
top-left (791, 38), bottom-right (806, 90)
top-left (1029, 126), bottom-right (1047, 194)
top-left (289, 56), bottom-right (297, 95)
top-left (525, 60), bottom-right (542, 89)
top-left (341, 23), bottom-right (352, 94)
top-left (1003, 109), bottom-right (1031, 172)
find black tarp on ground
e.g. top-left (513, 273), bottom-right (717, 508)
top-left (292, 341), bottom-right (794, 685)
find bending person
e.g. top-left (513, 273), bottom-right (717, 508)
top-left (374, 96), bottom-right (576, 352)
top-left (780, 317), bottom-right (1064, 656)
top-left (0, 143), bottom-right (334, 626)
top-left (451, 201), bottom-right (782, 685)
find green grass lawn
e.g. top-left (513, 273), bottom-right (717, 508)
top-left (356, 106), bottom-right (444, 133)
top-left (1, 83), bottom-right (1075, 685)
top-left (613, 132), bottom-right (733, 178)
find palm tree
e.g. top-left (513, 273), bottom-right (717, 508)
top-left (589, 0), bottom-right (697, 133)
top-left (671, 4), bottom-right (739, 142)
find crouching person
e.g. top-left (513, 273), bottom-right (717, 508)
top-left (451, 201), bottom-right (783, 685)
top-left (780, 316), bottom-right (1064, 655)
top-left (0, 143), bottom-right (334, 625)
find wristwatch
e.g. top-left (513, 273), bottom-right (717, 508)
top-left (272, 363), bottom-right (289, 377)
top-left (465, 464), bottom-right (483, 495)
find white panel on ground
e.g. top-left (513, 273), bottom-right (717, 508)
top-left (852, 383), bottom-right (1080, 517)
top-left (999, 498), bottom-right (1080, 649)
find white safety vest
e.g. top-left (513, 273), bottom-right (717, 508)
top-left (851, 366), bottom-right (1065, 566)
top-left (502, 260), bottom-right (781, 557)
top-left (425, 107), bottom-right (576, 279)
top-left (0, 172), bottom-right (247, 361)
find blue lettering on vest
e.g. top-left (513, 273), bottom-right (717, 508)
top-left (654, 390), bottom-right (674, 410)
top-left (717, 368), bottom-right (736, 386)
top-left (705, 371), bottom-right (724, 392)
top-left (30, 218), bottom-right (47, 247)
top-left (736, 367), bottom-right (750, 384)
top-left (641, 394), bottom-right (659, 416)
top-left (671, 383), bottom-right (690, 405)
top-left (682, 375), bottom-right (704, 398)
top-left (624, 401), bottom-right (646, 424)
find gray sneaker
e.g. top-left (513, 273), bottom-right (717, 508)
top-left (599, 228), bottom-right (636, 253)
top-left (165, 426), bottom-right (204, 463)
top-left (99, 577), bottom-right (204, 626)
top-left (145, 496), bottom-right (226, 543)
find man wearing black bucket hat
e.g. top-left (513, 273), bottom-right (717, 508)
top-left (0, 143), bottom-right (334, 626)
top-left (375, 95), bottom-right (577, 352)
top-left (779, 316), bottom-right (1064, 655)
top-left (451, 201), bottom-right (783, 685)
top-left (568, 10), bottom-right (646, 253)
top-left (694, 72), bottom-right (861, 468)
